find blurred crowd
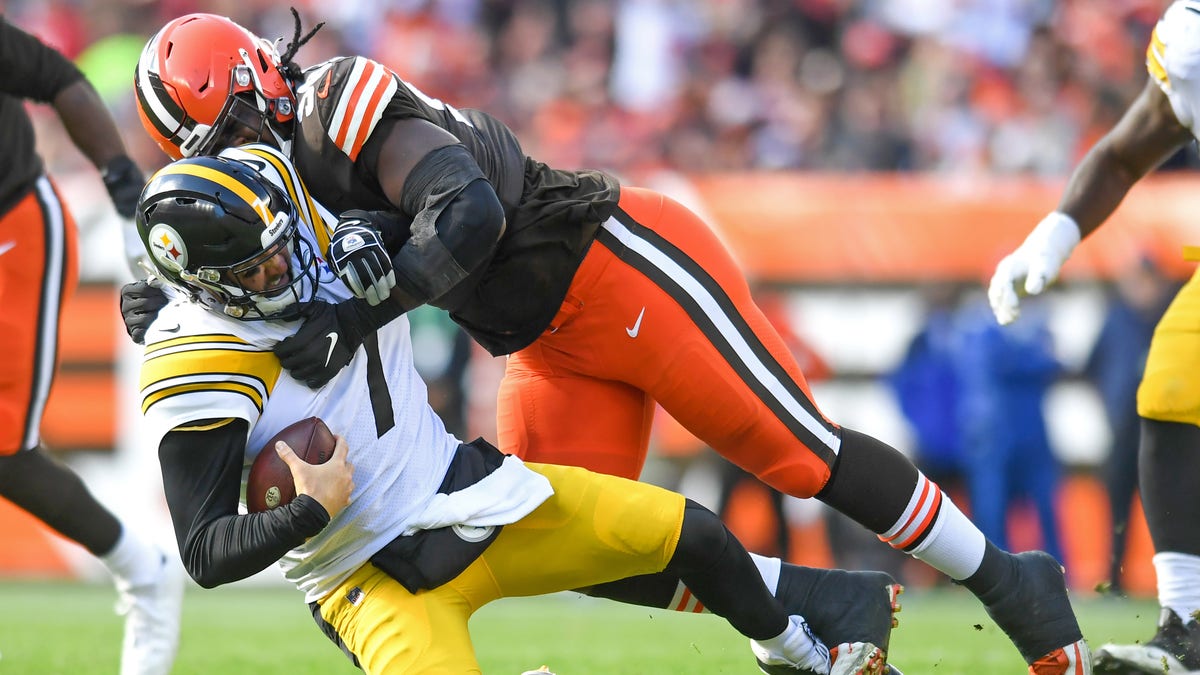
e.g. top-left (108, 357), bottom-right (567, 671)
top-left (6, 0), bottom-right (1178, 184)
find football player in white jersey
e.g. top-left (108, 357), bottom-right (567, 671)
top-left (135, 148), bottom-right (901, 674)
top-left (989, 2), bottom-right (1200, 673)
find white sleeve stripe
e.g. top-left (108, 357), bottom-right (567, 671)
top-left (327, 59), bottom-right (367, 142)
top-left (339, 62), bottom-right (388, 155)
top-left (328, 59), bottom-right (397, 157)
top-left (344, 75), bottom-right (397, 158)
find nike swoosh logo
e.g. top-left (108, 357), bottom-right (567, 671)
top-left (324, 331), bottom-right (339, 367)
top-left (626, 307), bottom-right (646, 338)
top-left (0, 241), bottom-right (14, 256)
top-left (316, 70), bottom-right (332, 99)
top-left (161, 324), bottom-right (181, 333)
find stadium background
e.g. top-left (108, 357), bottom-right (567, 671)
top-left (2, 0), bottom-right (1193, 600)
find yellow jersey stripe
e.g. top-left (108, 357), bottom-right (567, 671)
top-left (141, 346), bottom-right (281, 391)
top-left (141, 380), bottom-right (267, 415)
top-left (1148, 27), bottom-right (1169, 86)
top-left (242, 146), bottom-right (333, 256)
top-left (152, 162), bottom-right (272, 225)
top-left (174, 418), bottom-right (238, 431)
top-left (144, 333), bottom-right (253, 357)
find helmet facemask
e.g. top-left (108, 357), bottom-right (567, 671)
top-left (184, 49), bottom-right (296, 158)
top-left (189, 220), bottom-right (320, 321)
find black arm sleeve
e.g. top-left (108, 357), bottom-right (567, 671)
top-left (391, 143), bottom-right (506, 304)
top-left (158, 418), bottom-right (330, 588)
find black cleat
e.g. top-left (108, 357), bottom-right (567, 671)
top-left (979, 550), bottom-right (1090, 674)
top-left (1093, 608), bottom-right (1200, 674)
top-left (756, 566), bottom-right (903, 674)
top-left (775, 566), bottom-right (903, 656)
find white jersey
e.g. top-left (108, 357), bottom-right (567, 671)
top-left (1148, 1), bottom-right (1200, 134)
top-left (138, 145), bottom-right (552, 602)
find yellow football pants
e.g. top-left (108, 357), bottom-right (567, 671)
top-left (1139, 267), bottom-right (1200, 425)
top-left (314, 461), bottom-right (686, 674)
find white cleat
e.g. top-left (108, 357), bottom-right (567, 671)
top-left (116, 551), bottom-right (184, 675)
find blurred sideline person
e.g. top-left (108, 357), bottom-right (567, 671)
top-left (1083, 256), bottom-right (1177, 596)
top-left (0, 16), bottom-right (182, 675)
top-left (125, 13), bottom-right (1088, 672)
top-left (133, 150), bottom-right (900, 675)
top-left (988, 2), bottom-right (1200, 672)
top-left (956, 294), bottom-right (1065, 566)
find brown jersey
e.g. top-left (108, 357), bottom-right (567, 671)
top-left (291, 56), bottom-right (619, 355)
top-left (0, 17), bottom-right (85, 212)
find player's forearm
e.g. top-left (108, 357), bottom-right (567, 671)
top-left (1058, 78), bottom-right (1194, 240)
top-left (158, 422), bottom-right (329, 587)
top-left (1055, 140), bottom-right (1142, 240)
top-left (178, 498), bottom-right (328, 588)
top-left (52, 79), bottom-right (129, 170)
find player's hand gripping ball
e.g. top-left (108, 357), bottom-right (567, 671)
top-left (246, 417), bottom-right (336, 512)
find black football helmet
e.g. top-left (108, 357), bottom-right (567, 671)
top-left (136, 155), bottom-right (320, 320)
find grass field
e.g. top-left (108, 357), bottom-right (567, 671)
top-left (0, 580), bottom-right (1160, 674)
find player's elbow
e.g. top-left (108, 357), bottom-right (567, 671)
top-left (180, 540), bottom-right (238, 589)
top-left (441, 178), bottom-right (505, 273)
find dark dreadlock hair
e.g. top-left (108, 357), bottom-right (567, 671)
top-left (279, 7), bottom-right (324, 87)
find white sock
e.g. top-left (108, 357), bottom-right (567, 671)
top-left (101, 527), bottom-right (164, 589)
top-left (1155, 552), bottom-right (1200, 622)
top-left (751, 615), bottom-right (830, 672)
top-left (749, 553), bottom-right (782, 595)
top-left (880, 474), bottom-right (986, 581)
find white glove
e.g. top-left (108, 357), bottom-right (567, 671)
top-left (987, 211), bottom-right (1081, 325)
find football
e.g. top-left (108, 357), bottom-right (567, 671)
top-left (246, 417), bottom-right (336, 513)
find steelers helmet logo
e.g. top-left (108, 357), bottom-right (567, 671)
top-left (148, 223), bottom-right (187, 272)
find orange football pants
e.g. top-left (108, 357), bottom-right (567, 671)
top-left (498, 186), bottom-right (841, 498)
top-left (0, 177), bottom-right (78, 454)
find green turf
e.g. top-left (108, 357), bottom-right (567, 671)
top-left (0, 580), bottom-right (1161, 673)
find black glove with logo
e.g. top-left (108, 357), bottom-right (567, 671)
top-left (274, 296), bottom-right (407, 389)
top-left (120, 280), bottom-right (170, 345)
top-left (328, 210), bottom-right (397, 306)
top-left (101, 155), bottom-right (144, 219)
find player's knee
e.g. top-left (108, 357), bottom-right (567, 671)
top-left (670, 499), bottom-right (734, 569)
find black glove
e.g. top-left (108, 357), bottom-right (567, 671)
top-left (328, 210), bottom-right (396, 306)
top-left (120, 280), bottom-right (170, 345)
top-left (101, 155), bottom-right (145, 219)
top-left (274, 297), bottom-right (406, 389)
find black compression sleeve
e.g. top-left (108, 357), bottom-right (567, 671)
top-left (158, 419), bottom-right (329, 588)
top-left (665, 499), bottom-right (788, 640)
top-left (816, 427), bottom-right (920, 534)
top-left (392, 144), bottom-right (505, 303)
top-left (1140, 419), bottom-right (1200, 556)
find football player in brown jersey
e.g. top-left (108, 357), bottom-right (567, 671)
top-left (0, 15), bottom-right (182, 675)
top-left (128, 11), bottom-right (1088, 673)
